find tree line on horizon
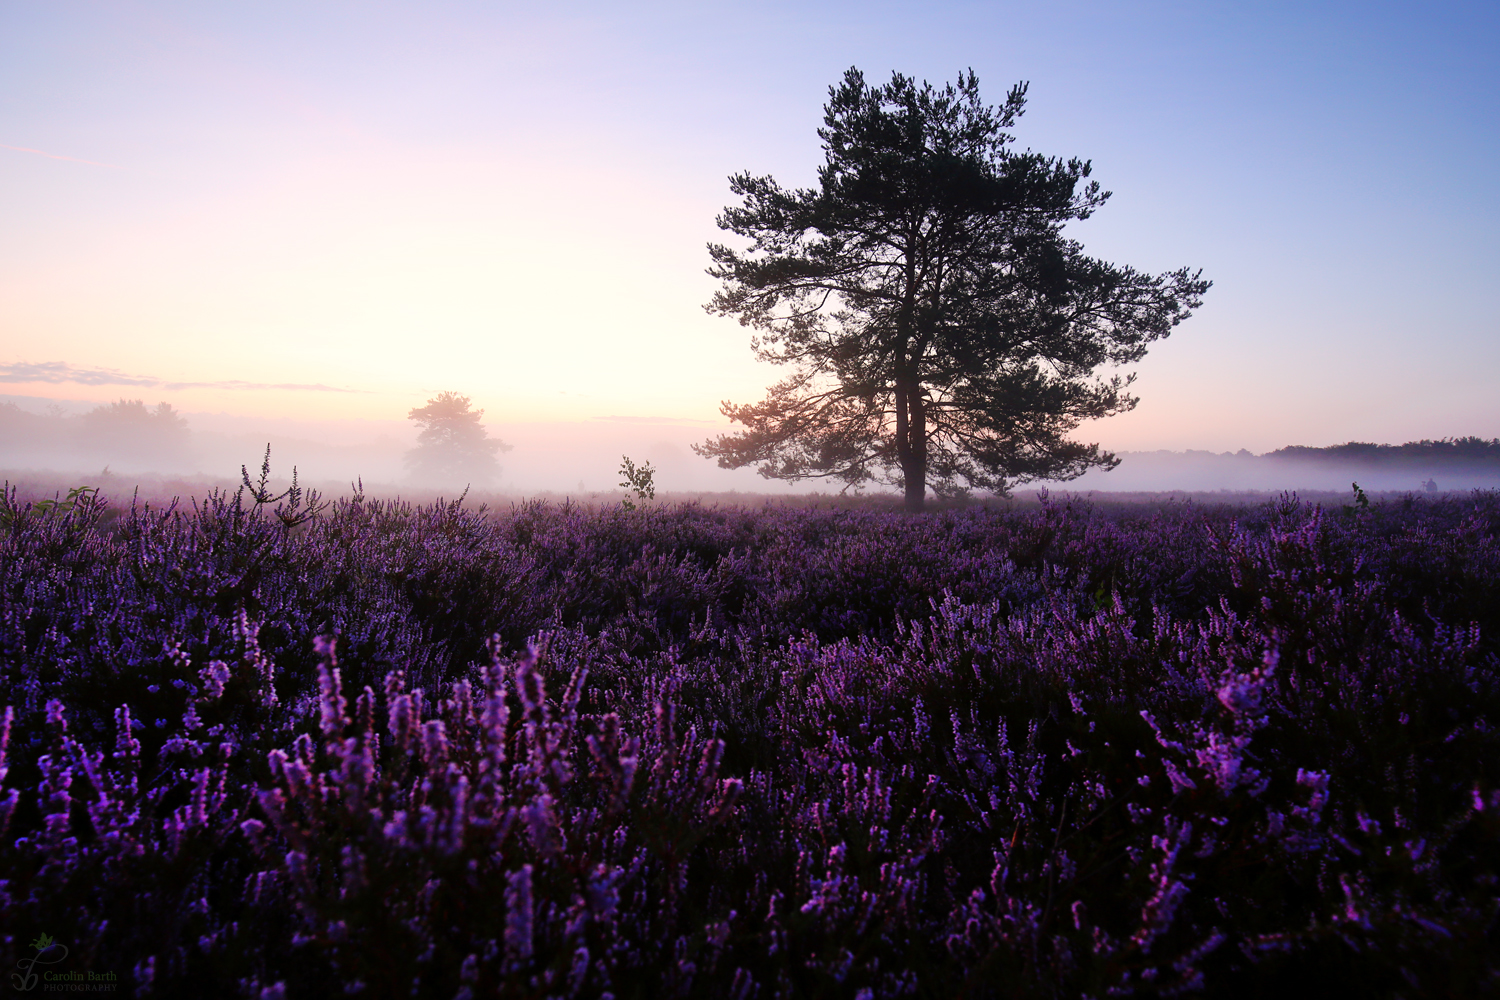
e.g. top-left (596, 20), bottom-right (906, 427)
top-left (0, 398), bottom-right (191, 468)
top-left (1266, 437), bottom-right (1500, 465)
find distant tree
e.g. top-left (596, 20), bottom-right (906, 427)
top-left (78, 399), bottom-right (190, 465)
top-left (696, 68), bottom-right (1210, 511)
top-left (405, 392), bottom-right (511, 485)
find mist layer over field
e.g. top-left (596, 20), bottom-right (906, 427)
top-left (4, 394), bottom-right (1497, 500)
top-left (0, 395), bottom-right (802, 496)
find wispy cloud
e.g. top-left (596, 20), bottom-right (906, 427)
top-left (1, 143), bottom-right (123, 169)
top-left (1, 361), bottom-right (158, 387)
top-left (0, 360), bottom-right (366, 393)
top-left (594, 414), bottom-right (718, 425)
top-left (167, 379), bottom-right (368, 393)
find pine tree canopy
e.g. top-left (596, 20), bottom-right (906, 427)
top-left (696, 67), bottom-right (1210, 511)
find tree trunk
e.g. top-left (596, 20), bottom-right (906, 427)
top-left (895, 376), bottom-right (927, 512)
top-left (903, 470), bottom-right (925, 512)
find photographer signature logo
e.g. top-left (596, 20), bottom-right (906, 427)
top-left (11, 932), bottom-right (68, 992)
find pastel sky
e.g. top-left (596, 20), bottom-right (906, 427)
top-left (2, 0), bottom-right (1497, 462)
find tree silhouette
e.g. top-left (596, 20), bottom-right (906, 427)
top-left (697, 68), bottom-right (1209, 511)
top-left (78, 399), bottom-right (190, 466)
top-left (405, 392), bottom-right (511, 486)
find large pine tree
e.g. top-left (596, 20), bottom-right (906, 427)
top-left (697, 68), bottom-right (1210, 511)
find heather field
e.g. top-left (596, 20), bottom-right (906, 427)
top-left (1, 484), bottom-right (1497, 998)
